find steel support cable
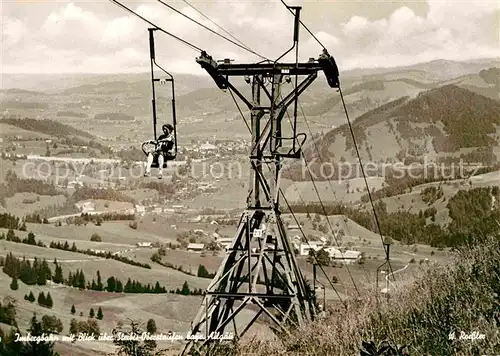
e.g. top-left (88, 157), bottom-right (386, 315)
top-left (289, 85), bottom-right (371, 284)
top-left (338, 87), bottom-right (395, 279)
top-left (284, 108), bottom-right (370, 295)
top-left (278, 0), bottom-right (395, 281)
top-left (227, 88), bottom-right (347, 309)
top-left (277, 0), bottom-right (396, 281)
top-left (279, 92), bottom-right (363, 296)
top-left (295, 153), bottom-right (361, 297)
top-left (180, 0), bottom-right (254, 53)
top-left (279, 191), bottom-right (347, 308)
top-left (156, 0), bottom-right (268, 60)
top-left (109, 0), bottom-right (203, 52)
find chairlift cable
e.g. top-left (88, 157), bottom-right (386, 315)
top-left (156, 0), bottom-right (268, 60)
top-left (339, 87), bottom-right (395, 279)
top-left (280, 92), bottom-right (363, 296)
top-left (109, 0), bottom-right (203, 52)
top-left (227, 89), bottom-right (347, 308)
top-left (291, 85), bottom-right (371, 284)
top-left (180, 0), bottom-right (256, 54)
top-left (279, 191), bottom-right (347, 308)
top-left (280, 0), bottom-right (395, 280)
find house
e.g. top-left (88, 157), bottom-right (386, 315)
top-left (324, 247), bottom-right (362, 264)
top-left (215, 237), bottom-right (234, 250)
top-left (135, 205), bottom-right (146, 215)
top-left (200, 142), bottom-right (217, 151)
top-left (136, 242), bottom-right (152, 248)
top-left (299, 242), bottom-right (324, 256)
top-left (187, 243), bottom-right (205, 251)
top-left (90, 249), bottom-right (106, 254)
top-left (75, 201), bottom-right (95, 213)
top-left (288, 224), bottom-right (300, 230)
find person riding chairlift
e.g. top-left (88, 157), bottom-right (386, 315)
top-left (144, 124), bottom-right (174, 179)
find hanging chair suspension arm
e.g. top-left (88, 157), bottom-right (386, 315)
top-left (149, 28), bottom-right (178, 154)
top-left (149, 28), bottom-right (158, 141)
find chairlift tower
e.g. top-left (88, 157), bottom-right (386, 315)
top-left (182, 7), bottom-right (340, 355)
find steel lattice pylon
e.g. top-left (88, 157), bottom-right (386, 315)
top-left (181, 7), bottom-right (340, 355)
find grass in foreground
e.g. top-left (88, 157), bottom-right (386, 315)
top-left (212, 235), bottom-right (500, 355)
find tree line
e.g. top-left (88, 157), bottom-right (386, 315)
top-left (1, 227), bottom-right (150, 270)
top-left (287, 186), bottom-right (500, 247)
top-left (49, 240), bottom-right (151, 269)
top-left (20, 290), bottom-right (54, 309)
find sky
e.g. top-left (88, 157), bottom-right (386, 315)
top-left (1, 0), bottom-right (499, 74)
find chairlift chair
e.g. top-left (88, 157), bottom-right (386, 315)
top-left (141, 28), bottom-right (178, 169)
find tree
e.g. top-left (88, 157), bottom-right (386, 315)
top-left (21, 313), bottom-right (60, 355)
top-left (6, 229), bottom-right (15, 241)
top-left (145, 318), bottom-right (157, 349)
top-left (27, 232), bottom-right (36, 245)
top-left (78, 269), bottom-right (86, 289)
top-left (112, 320), bottom-right (157, 356)
top-left (358, 252), bottom-right (366, 265)
top-left (181, 281), bottom-right (190, 295)
top-left (10, 277), bottom-right (18, 291)
top-left (97, 307), bottom-right (103, 320)
top-left (115, 279), bottom-right (123, 293)
top-left (307, 249), bottom-right (330, 267)
top-left (96, 271), bottom-right (103, 291)
top-left (89, 308), bottom-right (95, 318)
top-left (90, 233), bottom-right (102, 242)
top-left (77, 319), bottom-right (100, 338)
top-left (45, 293), bottom-right (53, 308)
top-left (41, 315), bottom-right (63, 334)
top-left (38, 292), bottom-right (46, 307)
top-left (69, 318), bottom-right (78, 335)
top-left (0, 327), bottom-right (23, 355)
top-left (53, 264), bottom-right (63, 284)
top-left (71, 305), bottom-right (76, 315)
top-left (146, 318), bottom-right (156, 333)
top-left (28, 291), bottom-right (35, 303)
top-left (106, 276), bottom-right (116, 292)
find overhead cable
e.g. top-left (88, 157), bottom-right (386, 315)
top-left (180, 0), bottom-right (256, 53)
top-left (339, 87), bottom-right (395, 278)
top-left (109, 0), bottom-right (203, 52)
top-left (156, 0), bottom-right (268, 60)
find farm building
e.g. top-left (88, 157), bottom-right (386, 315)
top-left (187, 243), bottom-right (205, 251)
top-left (75, 201), bottom-right (95, 213)
top-left (299, 242), bottom-right (324, 256)
top-left (136, 242), bottom-right (152, 248)
top-left (324, 247), bottom-right (362, 264)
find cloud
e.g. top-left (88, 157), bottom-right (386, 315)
top-left (1, 0), bottom-right (498, 74)
top-left (3, 17), bottom-right (28, 47)
top-left (330, 0), bottom-right (499, 68)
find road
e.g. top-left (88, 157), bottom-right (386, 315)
top-left (381, 263), bottom-right (410, 293)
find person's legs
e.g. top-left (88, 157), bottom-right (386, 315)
top-left (158, 154), bottom-right (164, 179)
top-left (144, 152), bottom-right (154, 176)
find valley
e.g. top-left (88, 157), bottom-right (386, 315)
top-left (0, 57), bottom-right (499, 355)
